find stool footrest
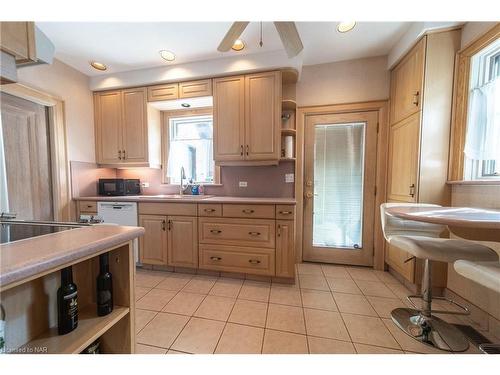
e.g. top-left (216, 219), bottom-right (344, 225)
top-left (479, 343), bottom-right (500, 354)
top-left (406, 295), bottom-right (470, 316)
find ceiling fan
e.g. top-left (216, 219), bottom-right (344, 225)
top-left (217, 22), bottom-right (304, 58)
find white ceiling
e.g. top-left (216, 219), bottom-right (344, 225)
top-left (37, 22), bottom-right (412, 77)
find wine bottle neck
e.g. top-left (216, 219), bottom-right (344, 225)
top-left (61, 266), bottom-right (73, 285)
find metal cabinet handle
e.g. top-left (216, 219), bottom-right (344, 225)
top-left (279, 211), bottom-right (291, 215)
top-left (204, 208), bottom-right (216, 213)
top-left (412, 91), bottom-right (419, 106)
top-left (246, 145), bottom-right (249, 156)
top-left (248, 259), bottom-right (261, 265)
top-left (248, 231), bottom-right (261, 236)
top-left (161, 219), bottom-right (166, 231)
top-left (118, 150), bottom-right (122, 160)
top-left (86, 205), bottom-right (93, 208)
top-left (409, 184), bottom-right (416, 197)
top-left (240, 145), bottom-right (243, 156)
top-left (122, 150), bottom-right (126, 159)
top-left (242, 209), bottom-right (254, 214)
top-left (277, 224), bottom-right (281, 237)
top-left (210, 229), bottom-right (222, 234)
top-left (210, 256), bottom-right (222, 261)
top-left (167, 219), bottom-right (172, 231)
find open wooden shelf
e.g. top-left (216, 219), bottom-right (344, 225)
top-left (21, 304), bottom-right (129, 354)
top-left (282, 99), bottom-right (297, 111)
top-left (281, 128), bottom-right (297, 136)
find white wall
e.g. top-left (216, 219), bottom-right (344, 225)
top-left (16, 59), bottom-right (95, 163)
top-left (296, 56), bottom-right (390, 107)
top-left (461, 22), bottom-right (497, 48)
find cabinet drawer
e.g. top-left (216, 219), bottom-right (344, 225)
top-left (222, 204), bottom-right (275, 219)
top-left (276, 205), bottom-right (295, 220)
top-left (138, 202), bottom-right (197, 216)
top-left (179, 79), bottom-right (212, 98)
top-left (78, 201), bottom-right (97, 212)
top-left (198, 203), bottom-right (222, 217)
top-left (199, 245), bottom-right (275, 276)
top-left (199, 217), bottom-right (275, 248)
top-left (147, 83), bottom-right (179, 101)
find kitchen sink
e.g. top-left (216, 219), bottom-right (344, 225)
top-left (133, 194), bottom-right (214, 200)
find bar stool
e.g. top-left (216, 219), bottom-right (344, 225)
top-left (380, 203), bottom-right (499, 352)
top-left (454, 260), bottom-right (500, 354)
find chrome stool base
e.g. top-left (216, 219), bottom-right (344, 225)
top-left (391, 308), bottom-right (469, 352)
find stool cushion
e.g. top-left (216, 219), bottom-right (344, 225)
top-left (454, 260), bottom-right (500, 293)
top-left (389, 235), bottom-right (499, 263)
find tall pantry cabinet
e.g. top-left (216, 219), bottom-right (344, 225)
top-left (385, 29), bottom-right (461, 289)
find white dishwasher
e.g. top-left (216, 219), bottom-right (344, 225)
top-left (97, 201), bottom-right (139, 263)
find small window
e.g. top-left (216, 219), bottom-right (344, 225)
top-left (463, 38), bottom-right (500, 180)
top-left (163, 114), bottom-right (215, 184)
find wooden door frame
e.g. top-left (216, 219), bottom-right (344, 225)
top-left (296, 100), bottom-right (389, 270)
top-left (1, 83), bottom-right (71, 221)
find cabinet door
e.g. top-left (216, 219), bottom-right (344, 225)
top-left (179, 79), bottom-right (212, 98)
top-left (276, 220), bottom-right (295, 278)
top-left (0, 22), bottom-right (35, 61)
top-left (94, 91), bottom-right (122, 164)
top-left (387, 112), bottom-right (420, 202)
top-left (139, 215), bottom-right (168, 265)
top-left (167, 216), bottom-right (198, 268)
top-left (147, 83), bottom-right (179, 101)
top-left (385, 243), bottom-right (415, 283)
top-left (122, 88), bottom-right (147, 162)
top-left (390, 38), bottom-right (426, 125)
top-left (244, 71), bottom-right (281, 161)
top-left (213, 76), bottom-right (245, 161)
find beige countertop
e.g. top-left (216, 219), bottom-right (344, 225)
top-left (0, 225), bottom-right (144, 289)
top-left (74, 195), bottom-right (297, 205)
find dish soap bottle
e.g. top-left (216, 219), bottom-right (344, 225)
top-left (57, 266), bottom-right (78, 335)
top-left (96, 253), bottom-right (113, 316)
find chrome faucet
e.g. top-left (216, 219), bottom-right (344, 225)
top-left (180, 166), bottom-right (189, 195)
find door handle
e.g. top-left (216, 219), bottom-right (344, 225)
top-left (167, 220), bottom-right (172, 231)
top-left (277, 224), bottom-right (281, 237)
top-left (242, 209), bottom-right (254, 214)
top-left (161, 219), bottom-right (166, 231)
top-left (248, 259), bottom-right (261, 265)
top-left (210, 229), bottom-right (222, 234)
top-left (409, 184), bottom-right (416, 197)
top-left (210, 256), bottom-right (222, 261)
top-left (118, 150), bottom-right (122, 160)
top-left (305, 192), bottom-right (313, 199)
top-left (248, 231), bottom-right (261, 236)
top-left (279, 211), bottom-right (292, 215)
top-left (204, 208), bottom-right (216, 213)
top-left (246, 145), bottom-right (249, 156)
top-left (240, 145), bottom-right (243, 156)
top-left (412, 91), bottom-right (420, 106)
top-left (122, 150), bottom-right (126, 160)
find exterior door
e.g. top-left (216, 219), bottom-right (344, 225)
top-left (303, 111), bottom-right (378, 266)
top-left (139, 215), bottom-right (168, 265)
top-left (244, 71), bottom-right (281, 160)
top-left (167, 216), bottom-right (198, 268)
top-left (386, 112), bottom-right (421, 202)
top-left (121, 88), bottom-right (147, 163)
top-left (95, 91), bottom-right (122, 164)
top-left (213, 76), bottom-right (245, 161)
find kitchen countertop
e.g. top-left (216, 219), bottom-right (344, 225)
top-left (0, 225), bottom-right (144, 289)
top-left (74, 195), bottom-right (297, 205)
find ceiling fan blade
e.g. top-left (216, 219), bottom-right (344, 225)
top-left (217, 22), bottom-right (250, 52)
top-left (274, 22), bottom-right (304, 58)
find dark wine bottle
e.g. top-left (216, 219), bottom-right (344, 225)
top-left (57, 267), bottom-right (78, 335)
top-left (96, 253), bottom-right (113, 316)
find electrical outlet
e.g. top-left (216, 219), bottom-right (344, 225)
top-left (239, 181), bottom-right (248, 188)
top-left (285, 173), bottom-right (295, 183)
top-left (141, 182), bottom-right (149, 188)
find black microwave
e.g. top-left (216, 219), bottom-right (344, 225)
top-left (98, 179), bottom-right (141, 196)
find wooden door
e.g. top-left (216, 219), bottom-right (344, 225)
top-left (167, 216), bottom-right (198, 268)
top-left (244, 71), bottom-right (281, 160)
top-left (276, 220), bottom-right (295, 278)
top-left (390, 37), bottom-right (426, 124)
top-left (387, 112), bottom-right (421, 202)
top-left (94, 91), bottom-right (122, 164)
top-left (303, 111), bottom-right (378, 266)
top-left (213, 76), bottom-right (245, 161)
top-left (139, 215), bottom-right (168, 265)
top-left (121, 88), bottom-right (147, 163)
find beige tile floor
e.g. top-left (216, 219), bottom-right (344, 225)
top-left (134, 263), bottom-right (485, 354)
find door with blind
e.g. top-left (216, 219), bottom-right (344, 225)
top-left (303, 111), bottom-right (378, 266)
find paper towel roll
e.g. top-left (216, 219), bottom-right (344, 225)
top-left (285, 136), bottom-right (294, 158)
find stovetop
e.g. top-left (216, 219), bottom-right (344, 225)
top-left (0, 221), bottom-right (82, 244)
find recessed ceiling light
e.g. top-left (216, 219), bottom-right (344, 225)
top-left (337, 21), bottom-right (356, 33)
top-left (159, 50), bottom-right (176, 62)
top-left (181, 103), bottom-right (191, 108)
top-left (90, 61), bottom-right (107, 71)
top-left (231, 39), bottom-right (245, 51)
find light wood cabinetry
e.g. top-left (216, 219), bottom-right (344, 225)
top-left (0, 22), bottom-right (36, 62)
top-left (179, 79), bottom-right (212, 98)
top-left (213, 71), bottom-right (281, 164)
top-left (94, 88), bottom-right (161, 167)
top-left (147, 83), bottom-right (179, 101)
top-left (139, 215), bottom-right (168, 265)
top-left (167, 216), bottom-right (198, 268)
top-left (276, 220), bottom-right (295, 278)
top-left (222, 204), bottom-right (275, 219)
top-left (385, 29), bottom-right (461, 289)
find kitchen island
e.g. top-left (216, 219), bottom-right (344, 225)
top-left (0, 225), bottom-right (144, 354)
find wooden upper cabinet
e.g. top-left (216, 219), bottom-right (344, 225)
top-left (387, 112), bottom-right (421, 202)
top-left (213, 75), bottom-right (245, 161)
top-left (167, 216), bottom-right (198, 268)
top-left (245, 71), bottom-right (281, 160)
top-left (94, 91), bottom-right (122, 164)
top-left (179, 79), bottom-right (212, 98)
top-left (390, 38), bottom-right (426, 125)
top-left (147, 83), bottom-right (179, 102)
top-left (121, 88), bottom-right (147, 162)
top-left (0, 22), bottom-right (36, 62)
top-left (139, 215), bottom-right (168, 265)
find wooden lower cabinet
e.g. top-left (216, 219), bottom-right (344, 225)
top-left (275, 220), bottom-right (295, 278)
top-left (139, 215), bottom-right (168, 265)
top-left (167, 216), bottom-right (198, 268)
